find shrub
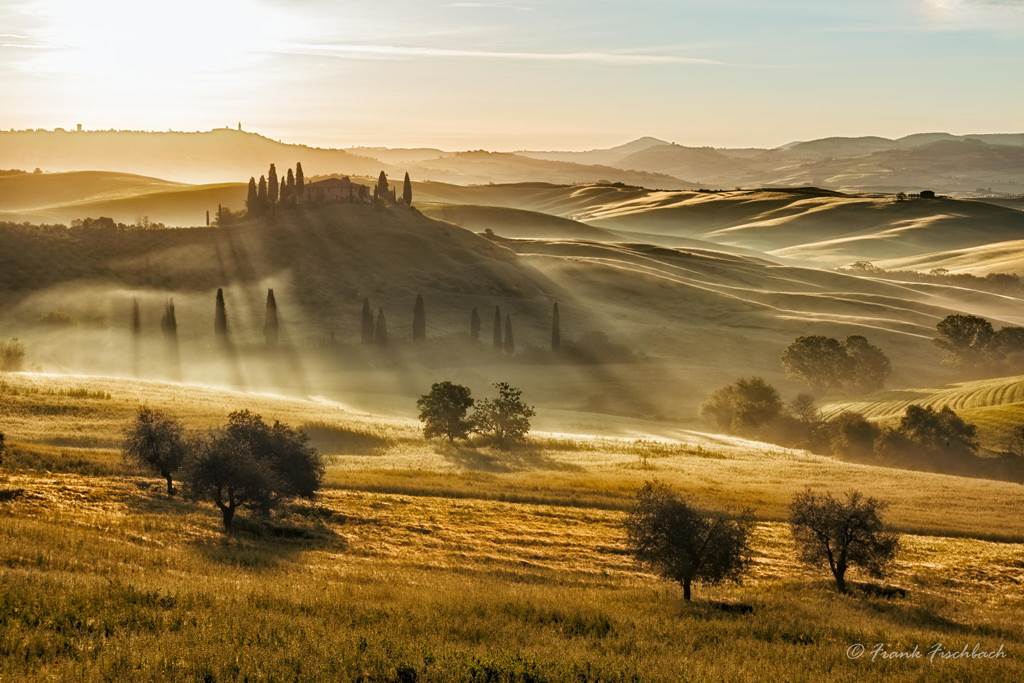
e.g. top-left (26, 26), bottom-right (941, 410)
top-left (626, 481), bottom-right (753, 602)
top-left (122, 406), bottom-right (188, 495)
top-left (0, 339), bottom-right (25, 372)
top-left (472, 382), bottom-right (535, 447)
top-left (417, 382), bottom-right (475, 442)
top-left (186, 411), bottom-right (323, 532)
top-left (789, 489), bottom-right (899, 593)
top-left (829, 411), bottom-right (880, 460)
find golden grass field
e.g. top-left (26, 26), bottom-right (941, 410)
top-left (1, 371), bottom-right (1022, 681)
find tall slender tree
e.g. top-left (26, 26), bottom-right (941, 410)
top-left (374, 308), bottom-right (388, 347)
top-left (245, 177), bottom-right (258, 215)
top-left (161, 298), bottom-right (180, 379)
top-left (403, 172), bottom-right (413, 206)
top-left (267, 164), bottom-right (279, 205)
top-left (131, 297), bottom-right (141, 376)
top-left (413, 294), bottom-right (426, 341)
top-left (257, 175), bottom-right (268, 210)
top-left (215, 288), bottom-right (228, 339)
top-left (493, 306), bottom-right (503, 349)
top-left (264, 289), bottom-right (279, 347)
top-left (551, 301), bottom-right (561, 352)
top-left (504, 314), bottom-right (515, 355)
top-left (285, 167), bottom-right (296, 205)
top-left (361, 298), bottom-right (374, 345)
top-left (295, 162), bottom-right (305, 202)
top-left (470, 308), bottom-right (481, 341)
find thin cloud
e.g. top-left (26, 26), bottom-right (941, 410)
top-left (277, 42), bottom-right (721, 65)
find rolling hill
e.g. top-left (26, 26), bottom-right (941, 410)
top-left (0, 129), bottom-right (690, 189)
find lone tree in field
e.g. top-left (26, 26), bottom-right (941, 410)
top-left (264, 289), bottom-right (279, 347)
top-left (295, 162), bottom-right (305, 202)
top-left (789, 489), bottom-right (899, 593)
top-left (361, 298), bottom-right (374, 345)
top-left (492, 306), bottom-right (502, 349)
top-left (472, 382), bottom-right (535, 446)
top-left (214, 288), bottom-right (228, 340)
top-left (470, 308), bottom-right (481, 341)
top-left (245, 177), bottom-right (258, 215)
top-left (122, 407), bottom-right (188, 495)
top-left (503, 313), bottom-right (515, 354)
top-left (161, 299), bottom-right (180, 379)
top-left (626, 481), bottom-right (753, 602)
top-left (934, 314), bottom-right (994, 367)
top-left (403, 172), bottom-right (413, 206)
top-left (374, 308), bottom-right (388, 347)
top-left (412, 294), bottom-right (426, 341)
top-left (551, 302), bottom-right (561, 352)
top-left (267, 163), bottom-right (279, 205)
top-left (417, 381), bottom-right (475, 442)
top-left (186, 410), bottom-right (323, 532)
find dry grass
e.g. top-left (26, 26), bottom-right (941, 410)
top-left (0, 372), bottom-right (1022, 680)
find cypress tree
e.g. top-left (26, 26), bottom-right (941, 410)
top-left (413, 294), bottom-right (426, 341)
top-left (403, 172), bottom-right (412, 206)
top-left (264, 289), bottom-right (279, 347)
top-left (295, 162), bottom-right (305, 202)
top-left (470, 307), bottom-right (481, 341)
top-left (504, 314), bottom-right (514, 355)
top-left (551, 301), bottom-right (561, 352)
top-left (361, 298), bottom-right (374, 344)
top-left (268, 164), bottom-right (279, 205)
top-left (374, 308), bottom-right (388, 347)
top-left (257, 175), bottom-right (268, 209)
top-left (245, 177), bottom-right (258, 215)
top-left (285, 168), bottom-right (296, 205)
top-left (492, 306), bottom-right (502, 349)
top-left (161, 298), bottom-right (180, 379)
top-left (215, 288), bottom-right (228, 339)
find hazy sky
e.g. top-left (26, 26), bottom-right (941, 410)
top-left (1, 0), bottom-right (1022, 150)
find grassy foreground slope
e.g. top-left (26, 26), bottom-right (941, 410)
top-left (0, 372), bottom-right (1022, 681)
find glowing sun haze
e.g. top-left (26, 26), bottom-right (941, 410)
top-left (2, 0), bottom-right (1023, 149)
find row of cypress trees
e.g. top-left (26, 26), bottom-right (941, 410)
top-left (246, 163), bottom-right (305, 216)
top-left (133, 291), bottom-right (562, 355)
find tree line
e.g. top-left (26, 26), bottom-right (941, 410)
top-left (701, 376), bottom-right (1023, 481)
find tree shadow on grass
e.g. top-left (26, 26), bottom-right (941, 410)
top-left (126, 484), bottom-right (347, 571)
top-left (834, 582), bottom-right (1018, 641)
top-left (436, 441), bottom-right (584, 473)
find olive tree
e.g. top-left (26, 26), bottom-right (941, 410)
top-left (789, 489), bottom-right (899, 593)
top-left (472, 382), bottom-right (535, 447)
top-left (417, 381), bottom-right (474, 442)
top-left (186, 410), bottom-right (323, 532)
top-left (626, 481), bottom-right (753, 602)
top-left (122, 406), bottom-right (188, 495)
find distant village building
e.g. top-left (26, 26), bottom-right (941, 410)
top-left (304, 176), bottom-right (370, 204)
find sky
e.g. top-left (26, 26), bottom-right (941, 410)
top-left (1, 0), bottom-right (1023, 150)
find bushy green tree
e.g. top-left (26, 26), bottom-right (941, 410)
top-left (417, 382), bottom-right (474, 442)
top-left (700, 377), bottom-right (783, 436)
top-left (934, 314), bottom-right (994, 366)
top-left (626, 481), bottom-right (753, 601)
top-left (472, 382), bottom-right (535, 446)
top-left (844, 335), bottom-right (891, 393)
top-left (782, 336), bottom-right (851, 393)
top-left (122, 407), bottom-right (188, 495)
top-left (186, 411), bottom-right (323, 532)
top-left (790, 489), bottom-right (899, 593)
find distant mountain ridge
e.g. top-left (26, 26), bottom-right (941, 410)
top-left (519, 132), bottom-right (1024, 194)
